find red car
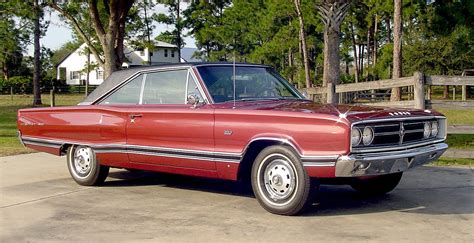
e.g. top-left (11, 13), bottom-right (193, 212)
top-left (18, 63), bottom-right (448, 215)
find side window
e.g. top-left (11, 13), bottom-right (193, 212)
top-left (100, 75), bottom-right (143, 105)
top-left (142, 70), bottom-right (188, 104)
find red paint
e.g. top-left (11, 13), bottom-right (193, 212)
top-left (18, 90), bottom-right (441, 182)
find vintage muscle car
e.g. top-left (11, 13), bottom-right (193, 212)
top-left (18, 63), bottom-right (448, 215)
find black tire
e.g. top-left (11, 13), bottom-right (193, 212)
top-left (350, 172), bottom-right (403, 195)
top-left (67, 145), bottom-right (109, 186)
top-left (251, 145), bottom-right (315, 215)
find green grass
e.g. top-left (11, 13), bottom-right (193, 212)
top-left (431, 157), bottom-right (473, 166)
top-left (0, 94), bottom-right (84, 156)
top-left (445, 134), bottom-right (474, 149)
top-left (435, 109), bottom-right (474, 125)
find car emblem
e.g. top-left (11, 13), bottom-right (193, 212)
top-left (224, 130), bottom-right (233, 136)
top-left (399, 122), bottom-right (405, 145)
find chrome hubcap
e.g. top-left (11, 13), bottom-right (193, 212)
top-left (263, 158), bottom-right (296, 201)
top-left (74, 147), bottom-right (93, 176)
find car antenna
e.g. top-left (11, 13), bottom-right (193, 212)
top-left (232, 39), bottom-right (236, 109)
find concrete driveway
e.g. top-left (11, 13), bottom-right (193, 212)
top-left (1, 153), bottom-right (473, 242)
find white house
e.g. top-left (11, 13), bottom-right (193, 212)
top-left (57, 41), bottom-right (180, 85)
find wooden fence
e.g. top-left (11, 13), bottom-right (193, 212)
top-left (300, 72), bottom-right (474, 134)
top-left (300, 72), bottom-right (474, 110)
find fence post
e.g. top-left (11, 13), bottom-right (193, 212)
top-left (413, 71), bottom-right (425, 109)
top-left (50, 88), bottom-right (55, 107)
top-left (462, 85), bottom-right (467, 101)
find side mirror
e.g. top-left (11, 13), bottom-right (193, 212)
top-left (187, 93), bottom-right (201, 107)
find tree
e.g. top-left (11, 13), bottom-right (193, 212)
top-left (155, 0), bottom-right (192, 60)
top-left (294, 0), bottom-right (311, 88)
top-left (49, 0), bottom-right (136, 78)
top-left (0, 6), bottom-right (29, 82)
top-left (32, 0), bottom-right (43, 105)
top-left (317, 0), bottom-right (351, 103)
top-left (390, 0), bottom-right (402, 101)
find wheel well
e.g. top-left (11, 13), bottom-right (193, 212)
top-left (237, 140), bottom-right (293, 182)
top-left (60, 143), bottom-right (73, 155)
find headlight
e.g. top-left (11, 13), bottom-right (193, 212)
top-left (423, 122), bottom-right (431, 139)
top-left (362, 126), bottom-right (374, 145)
top-left (431, 120), bottom-right (439, 137)
top-left (352, 127), bottom-right (362, 146)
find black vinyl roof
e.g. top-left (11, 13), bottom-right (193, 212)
top-left (81, 62), bottom-right (270, 104)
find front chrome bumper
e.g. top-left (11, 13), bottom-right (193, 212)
top-left (335, 142), bottom-right (448, 177)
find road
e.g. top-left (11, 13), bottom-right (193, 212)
top-left (1, 153), bottom-right (473, 242)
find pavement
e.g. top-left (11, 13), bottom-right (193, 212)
top-left (1, 153), bottom-right (473, 242)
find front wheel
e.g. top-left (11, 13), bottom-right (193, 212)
top-left (67, 145), bottom-right (109, 186)
top-left (350, 172), bottom-right (403, 195)
top-left (251, 145), bottom-right (315, 215)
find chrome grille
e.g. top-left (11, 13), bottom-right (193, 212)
top-left (353, 118), bottom-right (439, 148)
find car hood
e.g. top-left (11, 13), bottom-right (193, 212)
top-left (217, 100), bottom-right (441, 122)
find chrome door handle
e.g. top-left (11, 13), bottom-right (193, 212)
top-left (129, 114), bottom-right (143, 119)
top-left (129, 114), bottom-right (142, 123)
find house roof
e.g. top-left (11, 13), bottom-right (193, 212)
top-left (154, 40), bottom-right (177, 48)
top-left (56, 41), bottom-right (178, 67)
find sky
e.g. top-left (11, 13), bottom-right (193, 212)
top-left (27, 3), bottom-right (196, 56)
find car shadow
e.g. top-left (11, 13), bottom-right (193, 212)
top-left (103, 168), bottom-right (473, 217)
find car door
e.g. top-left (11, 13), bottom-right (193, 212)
top-left (95, 73), bottom-right (146, 167)
top-left (126, 68), bottom-right (216, 171)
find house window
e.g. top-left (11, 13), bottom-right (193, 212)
top-left (96, 70), bottom-right (104, 80)
top-left (171, 50), bottom-right (175, 58)
top-left (70, 71), bottom-right (80, 80)
top-left (136, 47), bottom-right (145, 56)
top-left (164, 49), bottom-right (168, 57)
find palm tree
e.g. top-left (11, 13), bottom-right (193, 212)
top-left (317, 0), bottom-right (351, 103)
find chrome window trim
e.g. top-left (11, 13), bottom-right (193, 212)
top-left (350, 116), bottom-right (447, 153)
top-left (93, 65), bottom-right (194, 105)
top-left (138, 73), bottom-right (147, 104)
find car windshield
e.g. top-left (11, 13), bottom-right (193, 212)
top-left (197, 66), bottom-right (303, 103)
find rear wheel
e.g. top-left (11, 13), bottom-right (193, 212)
top-left (251, 145), bottom-right (315, 215)
top-left (67, 145), bottom-right (109, 186)
top-left (350, 172), bottom-right (403, 195)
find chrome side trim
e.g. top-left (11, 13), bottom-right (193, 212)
top-left (20, 136), bottom-right (241, 163)
top-left (21, 135), bottom-right (341, 166)
top-left (303, 162), bottom-right (336, 167)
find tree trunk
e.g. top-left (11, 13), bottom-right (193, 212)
top-left (443, 86), bottom-right (449, 99)
top-left (366, 27), bottom-right (371, 81)
top-left (318, 0), bottom-right (351, 103)
top-left (32, 0), bottom-right (42, 106)
top-left (143, 0), bottom-right (152, 65)
top-left (85, 48), bottom-right (90, 96)
top-left (373, 14), bottom-right (378, 70)
top-left (350, 21), bottom-right (359, 83)
top-left (2, 61), bottom-right (8, 81)
top-left (323, 26), bottom-right (341, 99)
top-left (360, 44), bottom-right (364, 78)
top-left (385, 16), bottom-right (391, 43)
top-left (391, 0), bottom-right (402, 101)
top-left (50, 1), bottom-right (135, 79)
top-left (294, 0), bottom-right (311, 88)
top-left (176, 0), bottom-right (182, 61)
